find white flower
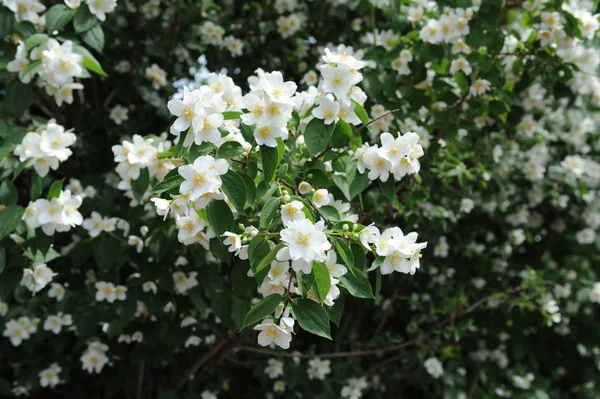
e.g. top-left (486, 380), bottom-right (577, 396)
top-left (312, 189), bottom-right (331, 208)
top-left (128, 235), bottom-right (144, 253)
top-left (576, 228), bottom-right (596, 244)
top-left (95, 282), bottom-right (117, 302)
top-left (307, 358), bottom-right (331, 380)
top-left (81, 343), bottom-right (109, 374)
top-left (279, 219), bottom-right (331, 273)
top-left (265, 358), bottom-right (284, 379)
top-left (21, 262), bottom-right (57, 293)
top-left (82, 211), bottom-right (105, 237)
top-left (201, 391), bottom-right (218, 399)
top-left (109, 105), bottom-right (129, 125)
top-left (424, 357), bottom-right (444, 378)
top-left (142, 281), bottom-right (158, 294)
top-left (173, 271), bottom-right (198, 294)
top-left (151, 198), bottom-right (170, 219)
top-left (281, 200), bottom-right (306, 226)
top-left (86, 0), bottom-right (117, 22)
top-left (312, 95), bottom-right (340, 125)
top-left (254, 318), bottom-right (293, 349)
top-left (450, 57), bottom-right (472, 75)
top-left (0, 301), bottom-right (8, 317)
top-left (590, 282), bottom-right (600, 304)
top-left (512, 373), bottom-right (534, 390)
top-left (185, 335), bottom-right (202, 347)
top-left (460, 198), bottom-right (475, 214)
top-left (39, 363), bottom-right (61, 388)
top-left (114, 285), bottom-right (127, 301)
top-left (178, 156), bottom-right (229, 201)
top-left (3, 319), bottom-right (31, 346)
top-left (469, 79), bottom-right (491, 96)
top-left (222, 232), bottom-right (242, 253)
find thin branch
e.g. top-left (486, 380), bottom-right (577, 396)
top-left (175, 338), bottom-right (230, 392)
top-left (136, 359), bottom-right (145, 399)
top-left (353, 109), bottom-right (402, 135)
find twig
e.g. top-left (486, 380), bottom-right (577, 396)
top-left (136, 359), bottom-right (145, 399)
top-left (353, 109), bottom-right (402, 135)
top-left (240, 337), bottom-right (424, 359)
top-left (175, 338), bottom-right (230, 391)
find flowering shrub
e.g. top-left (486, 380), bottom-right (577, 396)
top-left (1, 0), bottom-right (600, 398)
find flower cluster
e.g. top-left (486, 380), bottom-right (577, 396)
top-left (2, 0), bottom-right (45, 23)
top-left (242, 70), bottom-right (297, 146)
top-left (13, 120), bottom-right (77, 176)
top-left (419, 7), bottom-right (474, 45)
top-left (95, 282), bottom-right (128, 302)
top-left (7, 39), bottom-right (85, 106)
top-left (23, 190), bottom-right (83, 236)
top-left (112, 134), bottom-right (175, 204)
top-left (356, 131), bottom-right (424, 183)
top-left (3, 316), bottom-right (39, 347)
top-left (198, 21), bottom-right (244, 57)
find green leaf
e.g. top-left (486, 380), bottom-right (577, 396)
top-left (72, 43), bottom-right (107, 77)
top-left (216, 141), bottom-right (245, 160)
top-left (367, 256), bottom-right (385, 272)
top-left (304, 118), bottom-right (335, 157)
top-left (319, 205), bottom-right (340, 222)
top-left (82, 24), bottom-right (104, 53)
top-left (14, 21), bottom-right (36, 37)
top-left (379, 178), bottom-right (395, 203)
top-left (46, 178), bottom-right (64, 200)
top-left (455, 71), bottom-right (469, 94)
top-left (241, 293), bottom-right (283, 330)
top-left (187, 141), bottom-right (212, 162)
top-left (21, 59), bottom-right (41, 76)
top-left (0, 143), bottom-right (17, 160)
top-left (231, 297), bottom-right (250, 329)
top-left (327, 292), bottom-right (344, 327)
top-left (150, 174), bottom-right (184, 194)
top-left (0, 247), bottom-right (5, 274)
top-left (222, 111), bottom-right (242, 120)
top-left (361, 69), bottom-right (382, 99)
top-left (333, 156), bottom-right (370, 201)
top-left (340, 266), bottom-right (374, 299)
top-left (240, 172), bottom-right (257, 210)
top-left (73, 6), bottom-right (98, 33)
top-left (25, 33), bottom-right (48, 51)
top-left (3, 79), bottom-right (34, 118)
top-left (0, 6), bottom-right (15, 37)
top-left (36, 228), bottom-right (53, 255)
top-left (259, 197), bottom-right (280, 228)
top-left (331, 237), bottom-right (354, 267)
top-left (260, 145), bottom-right (279, 183)
top-left (312, 262), bottom-right (331, 304)
top-left (131, 168), bottom-right (149, 202)
top-left (0, 180), bottom-right (18, 205)
top-left (188, 287), bottom-right (206, 316)
top-left (331, 119), bottom-right (353, 148)
top-left (31, 173), bottom-right (46, 200)
top-left (206, 198), bottom-right (234, 236)
top-left (353, 101), bottom-right (369, 125)
top-left (220, 171), bottom-right (247, 213)
top-left (106, 319), bottom-right (126, 339)
top-left (0, 205), bottom-right (24, 241)
top-left (291, 299), bottom-right (332, 340)
top-left (45, 4), bottom-right (76, 33)
top-left (254, 241), bottom-right (286, 284)
top-left (375, 268), bottom-right (382, 298)
top-left (93, 236), bottom-right (122, 269)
